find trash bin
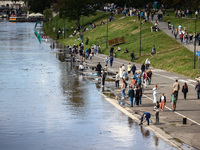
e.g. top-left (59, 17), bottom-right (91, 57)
top-left (183, 117), bottom-right (187, 124)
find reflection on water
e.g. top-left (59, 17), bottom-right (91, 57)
top-left (0, 21), bottom-right (177, 150)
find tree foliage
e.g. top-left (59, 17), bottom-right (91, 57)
top-left (52, 0), bottom-right (104, 26)
top-left (28, 0), bottom-right (54, 13)
top-left (43, 8), bottom-right (53, 20)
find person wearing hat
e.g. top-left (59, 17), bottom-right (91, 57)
top-left (139, 112), bottom-right (151, 125)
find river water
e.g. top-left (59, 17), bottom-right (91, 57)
top-left (0, 21), bottom-right (177, 150)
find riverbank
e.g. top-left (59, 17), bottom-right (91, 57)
top-left (73, 52), bottom-right (199, 150)
top-left (44, 13), bottom-right (199, 79)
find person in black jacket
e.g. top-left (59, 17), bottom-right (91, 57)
top-left (182, 82), bottom-right (188, 100)
top-left (96, 62), bottom-right (102, 77)
top-left (141, 63), bottom-right (145, 75)
top-left (131, 64), bottom-right (136, 75)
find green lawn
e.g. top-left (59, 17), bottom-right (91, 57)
top-left (43, 12), bottom-right (199, 79)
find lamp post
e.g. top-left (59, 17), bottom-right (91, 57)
top-left (194, 18), bottom-right (197, 69)
top-left (139, 13), bottom-right (141, 57)
top-left (63, 11), bottom-right (66, 39)
top-left (106, 12), bottom-right (109, 49)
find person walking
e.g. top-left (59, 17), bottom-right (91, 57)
top-left (131, 51), bottom-right (135, 62)
top-left (152, 84), bottom-right (158, 103)
top-left (173, 79), bottom-right (180, 100)
top-left (195, 81), bottom-right (200, 99)
top-left (121, 79), bottom-right (126, 99)
top-left (159, 93), bottom-right (166, 111)
top-left (110, 55), bottom-right (114, 67)
top-left (128, 86), bottom-right (134, 107)
top-left (96, 62), bottom-right (102, 77)
top-left (135, 85), bottom-right (140, 106)
top-left (127, 63), bottom-right (132, 74)
top-left (171, 91), bottom-right (177, 111)
top-left (182, 82), bottom-right (188, 100)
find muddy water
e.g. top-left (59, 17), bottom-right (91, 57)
top-left (0, 21), bottom-right (177, 150)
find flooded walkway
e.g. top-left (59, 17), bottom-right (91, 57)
top-left (0, 21), bottom-right (177, 150)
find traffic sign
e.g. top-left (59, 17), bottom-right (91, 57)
top-left (196, 51), bottom-right (200, 56)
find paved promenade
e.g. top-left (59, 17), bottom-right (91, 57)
top-left (149, 16), bottom-right (200, 53)
top-left (84, 53), bottom-right (200, 150)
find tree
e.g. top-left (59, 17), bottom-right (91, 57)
top-left (43, 8), bottom-right (53, 21)
top-left (53, 0), bottom-right (103, 27)
top-left (28, 0), bottom-right (54, 13)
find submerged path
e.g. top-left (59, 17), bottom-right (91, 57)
top-left (84, 52), bottom-right (200, 149)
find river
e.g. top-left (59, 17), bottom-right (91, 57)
top-left (0, 21), bottom-right (177, 150)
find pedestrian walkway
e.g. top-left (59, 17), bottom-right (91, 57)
top-left (83, 53), bottom-right (200, 149)
top-left (149, 16), bottom-right (199, 53)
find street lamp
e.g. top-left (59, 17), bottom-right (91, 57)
top-left (63, 11), bottom-right (66, 39)
top-left (106, 12), bottom-right (109, 49)
top-left (194, 18), bottom-right (197, 69)
top-left (139, 12), bottom-right (142, 57)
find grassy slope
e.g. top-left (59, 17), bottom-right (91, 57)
top-left (43, 12), bottom-right (199, 79)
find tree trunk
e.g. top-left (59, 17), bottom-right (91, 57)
top-left (77, 17), bottom-right (80, 31)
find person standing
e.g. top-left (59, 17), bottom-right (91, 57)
top-left (135, 85), bottom-right (140, 106)
top-left (195, 81), bottom-right (200, 99)
top-left (182, 82), bottom-right (188, 100)
top-left (101, 70), bottom-right (107, 87)
top-left (127, 63), bottom-right (132, 74)
top-left (152, 84), bottom-right (158, 103)
top-left (171, 91), bottom-right (177, 111)
top-left (109, 46), bottom-right (114, 56)
top-left (128, 86), bottom-right (134, 107)
top-left (138, 85), bottom-right (142, 106)
top-left (154, 101), bottom-right (160, 124)
top-left (115, 72), bottom-right (120, 88)
top-left (159, 93), bottom-right (166, 111)
top-left (145, 58), bottom-right (150, 70)
top-left (119, 66), bottom-right (123, 78)
top-left (173, 79), bottom-right (180, 100)
top-left (96, 62), bottom-right (102, 77)
top-left (131, 64), bottom-right (136, 75)
top-left (141, 63), bottom-right (145, 75)
top-left (110, 55), bottom-right (114, 67)
top-left (122, 69), bottom-right (128, 80)
top-left (131, 51), bottom-right (135, 62)
top-left (121, 79), bottom-right (126, 99)
top-left (104, 56), bottom-right (109, 65)
top-left (147, 69), bottom-right (152, 85)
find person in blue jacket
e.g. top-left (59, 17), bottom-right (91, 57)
top-left (139, 112), bottom-right (151, 125)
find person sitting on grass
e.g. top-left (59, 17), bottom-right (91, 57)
top-left (124, 48), bottom-right (129, 53)
top-left (151, 45), bottom-right (156, 55)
